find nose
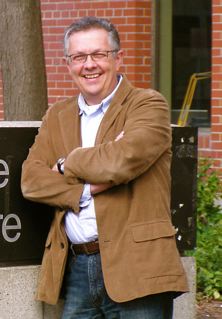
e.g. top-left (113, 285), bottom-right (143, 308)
top-left (84, 54), bottom-right (96, 67)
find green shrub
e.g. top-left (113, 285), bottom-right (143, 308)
top-left (186, 158), bottom-right (222, 300)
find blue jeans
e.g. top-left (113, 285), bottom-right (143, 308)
top-left (61, 253), bottom-right (173, 319)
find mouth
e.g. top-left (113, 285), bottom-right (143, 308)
top-left (82, 73), bottom-right (101, 79)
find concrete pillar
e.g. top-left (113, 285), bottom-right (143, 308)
top-left (173, 257), bottom-right (196, 319)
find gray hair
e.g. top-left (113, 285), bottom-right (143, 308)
top-left (63, 17), bottom-right (121, 56)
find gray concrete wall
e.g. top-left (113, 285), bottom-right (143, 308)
top-left (0, 257), bottom-right (195, 319)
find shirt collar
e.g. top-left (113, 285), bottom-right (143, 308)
top-left (78, 75), bottom-right (123, 116)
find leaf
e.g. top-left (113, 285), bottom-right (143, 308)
top-left (213, 290), bottom-right (221, 300)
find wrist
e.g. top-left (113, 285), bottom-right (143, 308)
top-left (57, 157), bottom-right (65, 174)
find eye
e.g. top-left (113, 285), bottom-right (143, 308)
top-left (71, 54), bottom-right (86, 62)
top-left (92, 52), bottom-right (107, 60)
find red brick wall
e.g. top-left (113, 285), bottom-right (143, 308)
top-left (198, 0), bottom-right (222, 172)
top-left (211, 0), bottom-right (222, 169)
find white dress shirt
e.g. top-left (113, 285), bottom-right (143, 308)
top-left (64, 76), bottom-right (122, 244)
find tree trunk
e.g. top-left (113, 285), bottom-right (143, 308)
top-left (0, 0), bottom-right (48, 120)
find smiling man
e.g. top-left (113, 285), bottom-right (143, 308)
top-left (65, 27), bottom-right (123, 105)
top-left (21, 17), bottom-right (188, 319)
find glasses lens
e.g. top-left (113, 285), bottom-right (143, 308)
top-left (68, 51), bottom-right (116, 64)
top-left (71, 54), bottom-right (86, 63)
top-left (91, 52), bottom-right (107, 61)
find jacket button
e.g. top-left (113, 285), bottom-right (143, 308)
top-left (61, 242), bottom-right (65, 249)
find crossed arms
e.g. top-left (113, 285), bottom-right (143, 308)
top-left (21, 90), bottom-right (171, 212)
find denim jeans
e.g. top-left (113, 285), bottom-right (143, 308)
top-left (61, 253), bottom-right (173, 319)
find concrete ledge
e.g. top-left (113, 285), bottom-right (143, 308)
top-left (0, 266), bottom-right (42, 319)
top-left (0, 257), bottom-right (195, 319)
top-left (0, 121), bottom-right (41, 127)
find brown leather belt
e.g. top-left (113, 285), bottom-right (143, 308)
top-left (70, 240), bottom-right (99, 255)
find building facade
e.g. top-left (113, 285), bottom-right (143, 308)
top-left (0, 0), bottom-right (221, 170)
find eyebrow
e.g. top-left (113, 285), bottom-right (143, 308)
top-left (68, 49), bottom-right (108, 55)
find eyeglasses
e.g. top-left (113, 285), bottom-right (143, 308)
top-left (67, 50), bottom-right (118, 64)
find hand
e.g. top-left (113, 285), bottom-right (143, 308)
top-left (115, 130), bottom-right (124, 141)
top-left (52, 163), bottom-right (58, 172)
top-left (90, 183), bottom-right (112, 195)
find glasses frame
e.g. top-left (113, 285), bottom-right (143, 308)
top-left (66, 50), bottom-right (118, 64)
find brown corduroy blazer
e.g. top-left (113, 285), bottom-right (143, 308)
top-left (21, 75), bottom-right (188, 305)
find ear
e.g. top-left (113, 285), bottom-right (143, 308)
top-left (63, 56), bottom-right (72, 74)
top-left (115, 50), bottom-right (124, 71)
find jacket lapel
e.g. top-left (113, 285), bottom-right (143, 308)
top-left (58, 98), bottom-right (81, 154)
top-left (95, 75), bottom-right (133, 144)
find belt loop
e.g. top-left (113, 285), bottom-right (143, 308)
top-left (70, 243), bottom-right (76, 258)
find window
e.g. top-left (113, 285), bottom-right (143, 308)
top-left (155, 0), bottom-right (211, 127)
top-left (172, 0), bottom-right (211, 127)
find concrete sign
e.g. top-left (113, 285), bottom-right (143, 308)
top-left (0, 122), bottom-right (52, 266)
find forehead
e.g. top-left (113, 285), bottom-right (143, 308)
top-left (68, 28), bottom-right (110, 53)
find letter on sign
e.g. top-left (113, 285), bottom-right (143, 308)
top-left (2, 214), bottom-right (21, 242)
top-left (0, 159), bottom-right (9, 188)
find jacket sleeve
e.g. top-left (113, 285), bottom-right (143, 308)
top-left (64, 90), bottom-right (171, 185)
top-left (21, 110), bottom-right (84, 213)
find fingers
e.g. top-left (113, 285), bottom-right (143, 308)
top-left (115, 130), bottom-right (124, 141)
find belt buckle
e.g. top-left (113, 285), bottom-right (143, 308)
top-left (84, 243), bottom-right (93, 255)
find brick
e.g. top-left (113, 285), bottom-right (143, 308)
top-left (110, 17), bottom-right (127, 25)
top-left (211, 115), bottom-right (221, 123)
top-left (108, 1), bottom-right (127, 8)
top-left (112, 9), bottom-right (123, 16)
top-left (56, 81), bottom-right (73, 89)
top-left (127, 17), bottom-right (150, 25)
top-left (212, 107), bottom-right (222, 115)
top-left (212, 64), bottom-right (222, 72)
top-left (212, 39), bottom-right (222, 47)
top-left (127, 33), bottom-right (151, 41)
top-left (127, 73), bottom-right (145, 82)
top-left (212, 48), bottom-right (222, 55)
top-left (56, 3), bottom-right (74, 11)
top-left (73, 1), bottom-right (92, 9)
top-left (211, 150), bottom-right (222, 158)
top-left (123, 8), bottom-right (145, 16)
top-left (123, 57), bottom-right (144, 65)
top-left (127, 48), bottom-right (150, 56)
top-left (211, 124), bottom-right (222, 132)
top-left (92, 1), bottom-right (109, 9)
top-left (213, 6), bottom-right (222, 14)
top-left (213, 74), bottom-right (222, 81)
top-left (212, 90), bottom-right (222, 97)
top-left (119, 25), bottom-right (144, 32)
top-left (41, 3), bottom-right (57, 11)
top-left (127, 1), bottom-right (151, 9)
top-left (212, 133), bottom-right (222, 142)
top-left (213, 0), bottom-right (222, 5)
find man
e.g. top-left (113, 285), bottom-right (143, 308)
top-left (21, 17), bottom-right (188, 319)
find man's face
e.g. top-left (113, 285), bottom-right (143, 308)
top-left (65, 28), bottom-right (123, 105)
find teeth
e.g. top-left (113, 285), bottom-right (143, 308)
top-left (84, 74), bottom-right (99, 79)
